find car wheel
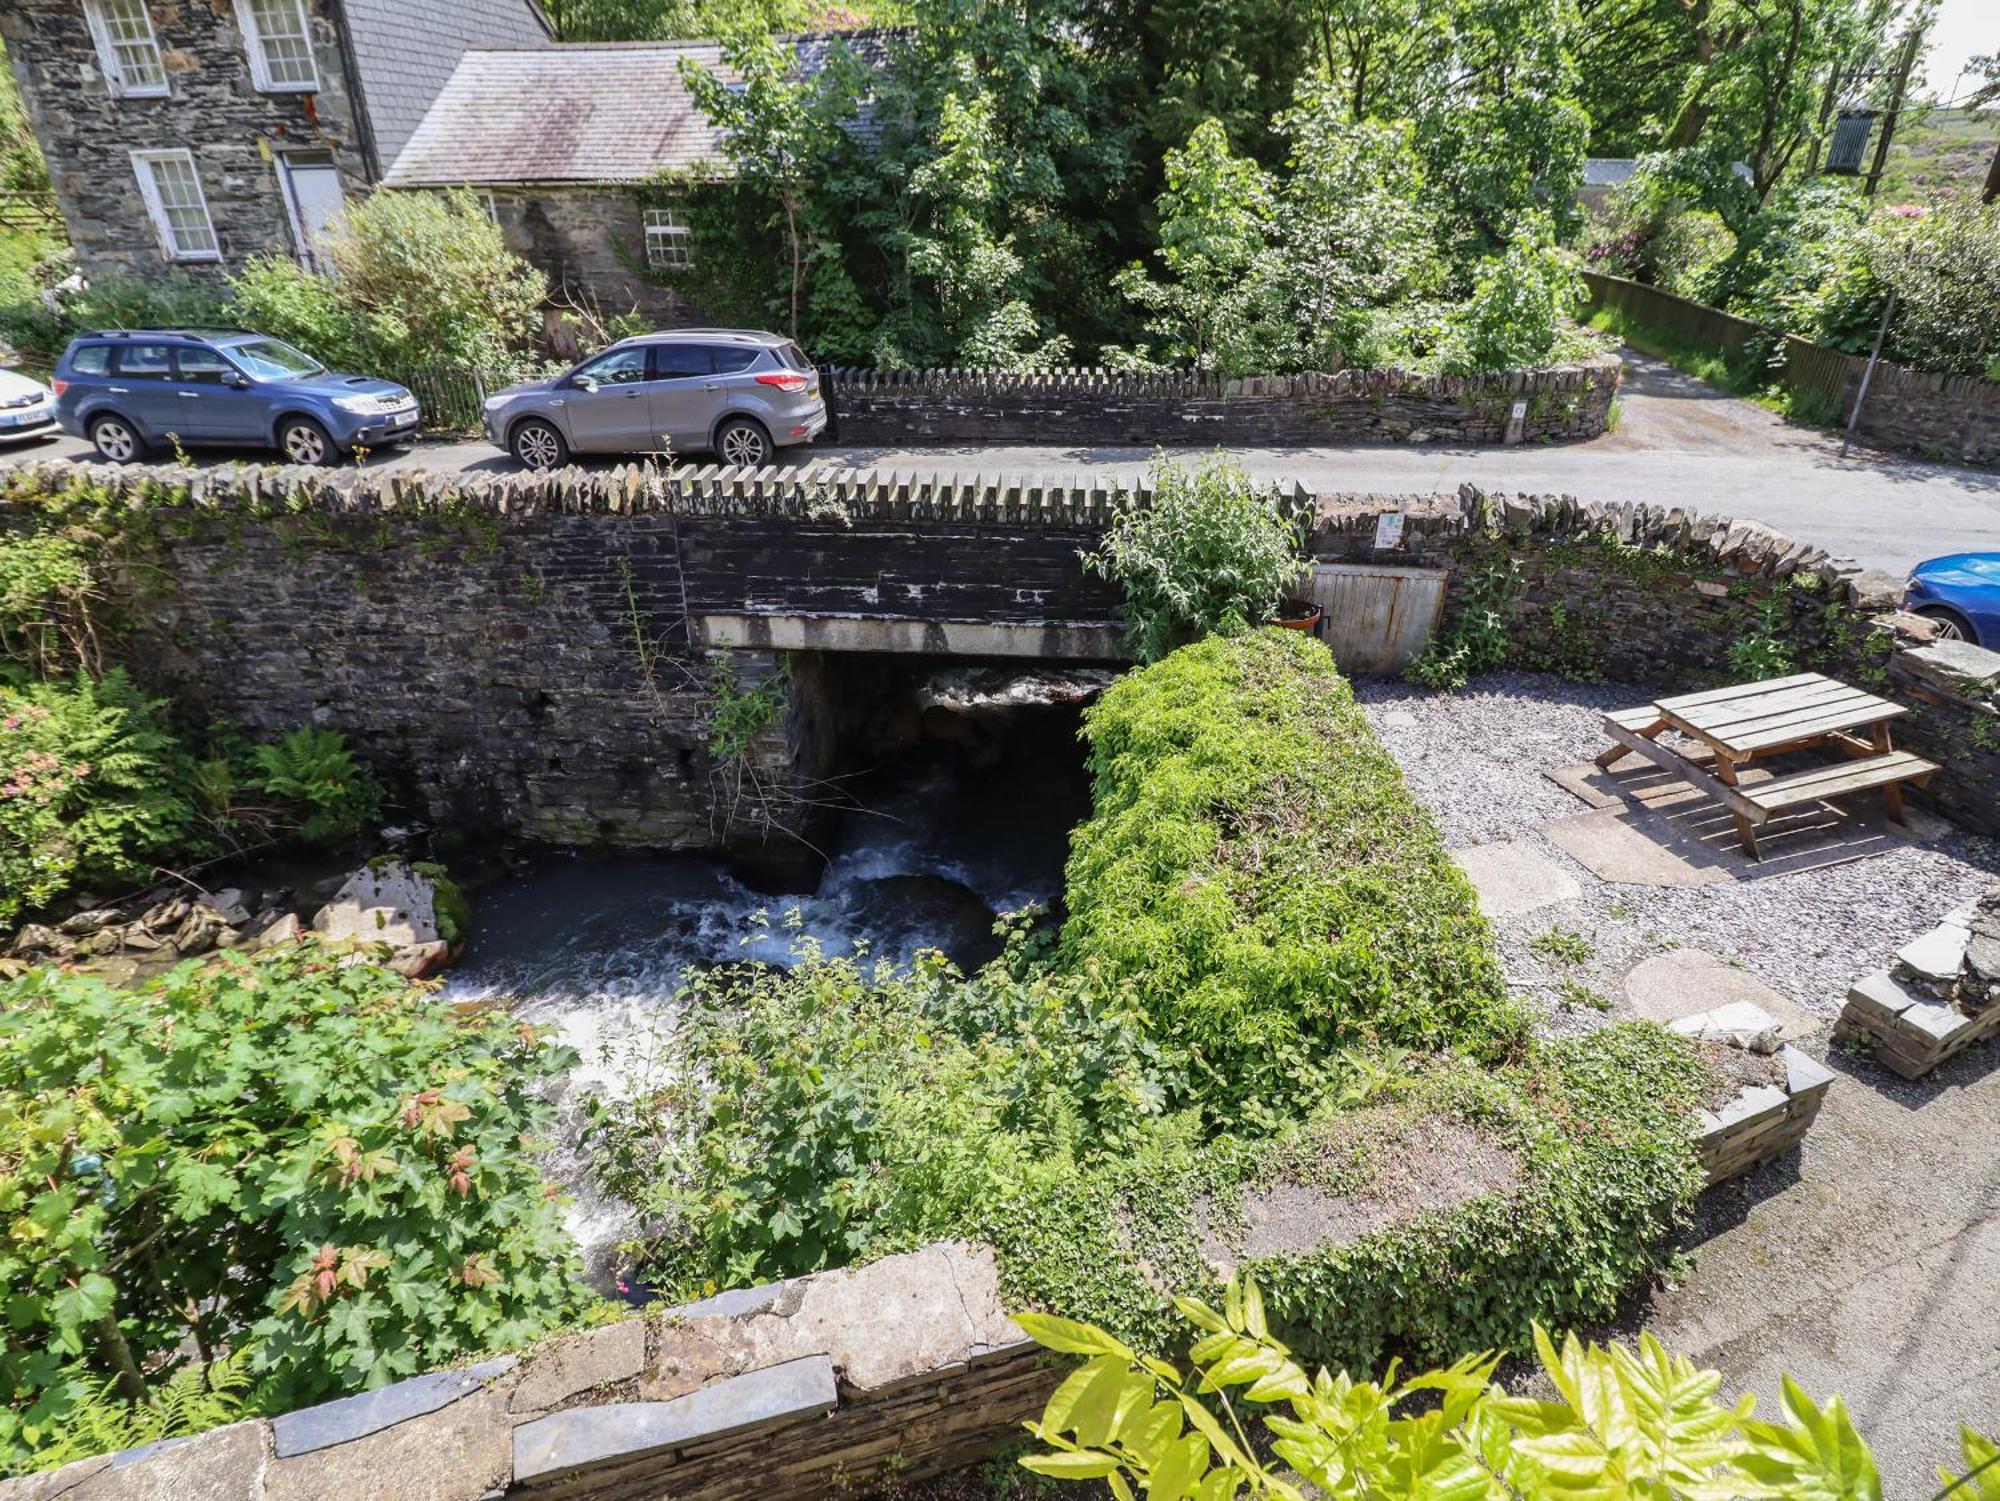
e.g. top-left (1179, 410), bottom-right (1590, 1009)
top-left (1915, 605), bottom-right (1976, 644)
top-left (512, 419), bottom-right (569, 472)
top-left (715, 417), bottom-right (772, 469)
top-left (89, 414), bottom-right (144, 464)
top-left (279, 417), bottom-right (338, 466)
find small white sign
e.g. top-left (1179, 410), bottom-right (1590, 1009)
top-left (1373, 512), bottom-right (1406, 550)
top-left (1510, 399), bottom-right (1529, 421)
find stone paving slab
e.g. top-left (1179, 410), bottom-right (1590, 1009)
top-left (1623, 947), bottom-right (1821, 1040)
top-left (1540, 809), bottom-right (1731, 889)
top-left (1449, 840), bottom-right (1582, 918)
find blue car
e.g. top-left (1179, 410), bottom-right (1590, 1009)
top-left (1903, 553), bottom-right (2000, 649)
top-left (54, 329), bottom-right (420, 466)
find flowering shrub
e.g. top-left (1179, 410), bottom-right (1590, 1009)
top-left (0, 947), bottom-right (584, 1471)
top-left (0, 669), bottom-right (191, 924)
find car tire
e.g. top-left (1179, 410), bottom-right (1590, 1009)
top-left (279, 416), bottom-right (339, 467)
top-left (1914, 604), bottom-right (1977, 645)
top-left (89, 414), bottom-right (145, 464)
top-left (512, 419), bottom-right (569, 472)
top-left (715, 416), bottom-right (772, 469)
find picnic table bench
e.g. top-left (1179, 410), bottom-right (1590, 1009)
top-left (1595, 672), bottom-right (1939, 859)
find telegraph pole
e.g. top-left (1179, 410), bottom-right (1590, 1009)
top-left (1864, 23), bottom-right (1924, 195)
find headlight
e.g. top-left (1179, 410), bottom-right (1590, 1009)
top-left (333, 394), bottom-right (377, 414)
top-left (483, 395), bottom-right (508, 412)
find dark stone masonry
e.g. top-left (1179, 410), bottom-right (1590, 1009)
top-left (827, 355), bottom-right (1624, 448)
top-left (6, 454), bottom-right (1995, 863)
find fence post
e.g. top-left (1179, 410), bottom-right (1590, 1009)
top-left (1842, 290), bottom-right (1896, 457)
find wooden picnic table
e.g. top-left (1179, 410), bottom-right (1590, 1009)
top-left (1595, 672), bottom-right (1939, 859)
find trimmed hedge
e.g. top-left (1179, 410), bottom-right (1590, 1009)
top-left (987, 1024), bottom-right (1709, 1375)
top-left (1060, 629), bottom-right (1523, 1116)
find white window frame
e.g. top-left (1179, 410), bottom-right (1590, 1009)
top-left (130, 149), bottom-right (221, 262)
top-left (644, 207), bottom-right (690, 272)
top-left (83, 0), bottom-right (169, 99)
top-left (234, 0), bottom-right (319, 93)
top-left (476, 191), bottom-right (500, 224)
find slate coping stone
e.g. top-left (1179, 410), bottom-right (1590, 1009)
top-left (513, 1354), bottom-right (838, 1485)
top-left (1782, 1046), bottom-right (1835, 1097)
top-left (1897, 639), bottom-right (2000, 694)
top-left (272, 1356), bottom-right (515, 1458)
top-left (1900, 998), bottom-right (1973, 1045)
top-left (1709, 1083), bottom-right (1789, 1132)
top-left (1847, 969), bottom-right (1921, 1022)
top-left (73, 1420), bottom-right (266, 1501)
top-left (1897, 924), bottom-right (1969, 984)
top-left (1670, 1000), bottom-right (1782, 1054)
top-left (510, 1320), bottom-right (647, 1413)
top-left (667, 1282), bottom-right (787, 1322)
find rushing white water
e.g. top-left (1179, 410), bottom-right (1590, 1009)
top-left (436, 713), bottom-right (1093, 1281)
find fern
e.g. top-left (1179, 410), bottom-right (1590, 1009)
top-left (13, 1350), bottom-right (258, 1475)
top-left (249, 727), bottom-right (382, 843)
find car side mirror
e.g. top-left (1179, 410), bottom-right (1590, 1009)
top-left (227, 372), bottom-right (250, 389)
top-left (572, 376), bottom-right (598, 393)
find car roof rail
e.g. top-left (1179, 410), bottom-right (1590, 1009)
top-left (78, 326), bottom-right (257, 339)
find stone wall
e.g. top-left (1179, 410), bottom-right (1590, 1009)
top-left (0, 0), bottom-right (372, 279)
top-left (490, 186), bottom-right (698, 333)
top-left (0, 1242), bottom-right (1060, 1501)
top-left (2, 459), bottom-right (1124, 859)
top-left (827, 356), bottom-right (1623, 448)
top-left (1305, 489), bottom-right (2000, 837)
top-left (11, 458), bottom-right (1995, 855)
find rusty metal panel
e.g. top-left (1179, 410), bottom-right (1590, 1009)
top-left (1304, 564), bottom-right (1448, 675)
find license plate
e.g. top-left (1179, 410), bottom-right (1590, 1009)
top-left (2, 410), bottom-right (44, 427)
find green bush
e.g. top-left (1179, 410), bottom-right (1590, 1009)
top-left (1651, 209), bottom-right (1736, 302)
top-left (0, 947), bottom-right (584, 1469)
top-left (1083, 456), bottom-right (1307, 664)
top-left (230, 188), bottom-right (547, 377)
top-left (0, 669), bottom-right (193, 924)
top-left (1060, 630), bottom-right (1522, 1119)
top-left (248, 726), bottom-right (382, 844)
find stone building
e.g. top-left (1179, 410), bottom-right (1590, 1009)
top-left (382, 33), bottom-right (890, 329)
top-left (0, 0), bottom-right (551, 281)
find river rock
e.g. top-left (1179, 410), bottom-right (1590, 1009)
top-left (256, 912), bottom-right (305, 950)
top-left (59, 907), bottom-right (120, 936)
top-left (9, 924), bottom-right (60, 956)
top-left (141, 896), bottom-right (191, 931)
top-left (206, 887), bottom-right (255, 927)
top-left (173, 909), bottom-right (223, 956)
top-left (313, 862), bottom-right (460, 978)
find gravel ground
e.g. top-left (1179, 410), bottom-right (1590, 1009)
top-left (1356, 671), bottom-right (2000, 1028)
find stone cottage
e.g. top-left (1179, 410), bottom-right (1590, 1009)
top-left (0, 0), bottom-right (551, 280)
top-left (381, 33), bottom-right (891, 328)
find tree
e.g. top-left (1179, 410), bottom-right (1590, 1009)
top-left (1112, 119), bottom-right (1275, 370)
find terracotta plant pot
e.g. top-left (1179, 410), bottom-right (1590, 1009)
top-left (1273, 597), bottom-right (1323, 633)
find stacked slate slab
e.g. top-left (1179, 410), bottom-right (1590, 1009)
top-left (1834, 888), bottom-right (2000, 1078)
top-left (1674, 1003), bottom-right (1836, 1185)
top-left (0, 1243), bottom-right (1053, 1501)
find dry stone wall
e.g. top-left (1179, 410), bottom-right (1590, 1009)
top-left (9, 457), bottom-right (1995, 854)
top-left (0, 1243), bottom-right (1058, 1501)
top-left (827, 357), bottom-right (1622, 448)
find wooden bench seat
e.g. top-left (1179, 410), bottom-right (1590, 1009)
top-left (1735, 751), bottom-right (1938, 816)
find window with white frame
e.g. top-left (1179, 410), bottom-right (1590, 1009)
top-left (131, 150), bottom-right (220, 261)
top-left (84, 0), bottom-right (169, 98)
top-left (644, 207), bottom-right (690, 271)
top-left (235, 0), bottom-right (318, 92)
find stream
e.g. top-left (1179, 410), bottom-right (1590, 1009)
top-left (435, 671), bottom-right (1103, 1277)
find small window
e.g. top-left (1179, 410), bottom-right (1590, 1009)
top-left (709, 345), bottom-right (759, 375)
top-left (651, 344), bottom-right (713, 380)
top-left (644, 208), bottom-right (690, 272)
top-left (131, 150), bottom-right (220, 261)
top-left (69, 345), bottom-right (113, 375)
top-left (778, 342), bottom-right (813, 373)
top-left (175, 346), bottom-right (239, 384)
top-left (85, 0), bottom-right (169, 98)
top-left (115, 343), bottom-right (176, 379)
top-left (575, 347), bottom-right (652, 386)
top-left (235, 0), bottom-right (318, 92)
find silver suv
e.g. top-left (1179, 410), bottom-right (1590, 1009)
top-left (482, 329), bottom-right (826, 470)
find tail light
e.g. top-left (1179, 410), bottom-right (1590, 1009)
top-left (52, 380), bottom-right (68, 397)
top-left (755, 371), bottom-right (810, 393)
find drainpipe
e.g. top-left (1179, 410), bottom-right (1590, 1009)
top-left (326, 0), bottom-right (383, 183)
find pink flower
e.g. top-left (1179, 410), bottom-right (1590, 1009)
top-left (72, 763), bottom-right (91, 777)
top-left (1886, 203), bottom-right (1925, 219)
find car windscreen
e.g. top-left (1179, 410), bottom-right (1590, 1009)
top-left (231, 339), bottom-right (325, 380)
top-left (777, 342), bottom-right (813, 372)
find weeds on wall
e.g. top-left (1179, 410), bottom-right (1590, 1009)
top-left (1405, 561), bottom-right (1525, 693)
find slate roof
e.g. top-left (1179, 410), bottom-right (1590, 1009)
top-left (345, 0), bottom-right (553, 170)
top-left (382, 34), bottom-right (892, 190)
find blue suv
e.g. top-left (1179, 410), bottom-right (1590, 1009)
top-left (54, 330), bottom-right (420, 466)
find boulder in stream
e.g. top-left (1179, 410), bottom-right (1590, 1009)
top-left (313, 861), bottom-right (467, 979)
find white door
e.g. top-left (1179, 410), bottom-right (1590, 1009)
top-left (279, 155), bottom-right (346, 273)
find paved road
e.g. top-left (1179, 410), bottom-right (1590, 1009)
top-left (10, 351), bottom-right (1997, 574)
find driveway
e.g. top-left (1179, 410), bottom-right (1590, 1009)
top-left (9, 351), bottom-right (1996, 575)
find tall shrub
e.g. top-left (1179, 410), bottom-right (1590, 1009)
top-left (230, 188), bottom-right (546, 374)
